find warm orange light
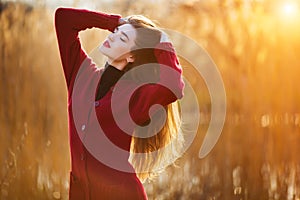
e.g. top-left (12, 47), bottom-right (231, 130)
top-left (275, 1), bottom-right (300, 39)
top-left (280, 1), bottom-right (299, 18)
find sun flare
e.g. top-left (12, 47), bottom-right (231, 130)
top-left (280, 1), bottom-right (299, 18)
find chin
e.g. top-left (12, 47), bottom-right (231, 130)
top-left (98, 46), bottom-right (114, 61)
top-left (98, 45), bottom-right (110, 57)
top-left (98, 45), bottom-right (105, 54)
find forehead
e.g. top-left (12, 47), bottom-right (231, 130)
top-left (118, 24), bottom-right (137, 41)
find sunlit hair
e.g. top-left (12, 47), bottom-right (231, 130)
top-left (123, 15), bottom-right (184, 182)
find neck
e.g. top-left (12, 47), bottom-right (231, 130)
top-left (107, 58), bottom-right (127, 71)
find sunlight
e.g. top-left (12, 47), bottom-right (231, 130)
top-left (280, 1), bottom-right (299, 18)
top-left (275, 0), bottom-right (300, 34)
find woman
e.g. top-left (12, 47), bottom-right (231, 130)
top-left (55, 7), bottom-right (184, 200)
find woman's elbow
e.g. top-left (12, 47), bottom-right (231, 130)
top-left (54, 7), bottom-right (68, 26)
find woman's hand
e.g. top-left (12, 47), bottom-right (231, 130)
top-left (160, 31), bottom-right (170, 43)
top-left (118, 18), bottom-right (127, 26)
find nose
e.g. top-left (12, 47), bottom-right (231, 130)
top-left (108, 33), bottom-right (116, 42)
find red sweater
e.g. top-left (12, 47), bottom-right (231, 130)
top-left (55, 7), bottom-right (184, 200)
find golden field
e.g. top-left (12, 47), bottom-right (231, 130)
top-left (1, 0), bottom-right (300, 199)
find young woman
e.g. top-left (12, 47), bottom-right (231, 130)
top-left (55, 7), bottom-right (184, 200)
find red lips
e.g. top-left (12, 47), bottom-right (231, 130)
top-left (103, 40), bottom-right (111, 48)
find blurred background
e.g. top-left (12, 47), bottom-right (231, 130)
top-left (1, 0), bottom-right (300, 199)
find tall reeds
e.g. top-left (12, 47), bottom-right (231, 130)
top-left (1, 1), bottom-right (300, 199)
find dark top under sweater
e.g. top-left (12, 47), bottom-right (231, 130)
top-left (96, 63), bottom-right (124, 101)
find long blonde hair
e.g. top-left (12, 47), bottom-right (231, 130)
top-left (130, 102), bottom-right (183, 182)
top-left (124, 15), bottom-right (184, 182)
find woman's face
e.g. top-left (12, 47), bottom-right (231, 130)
top-left (99, 24), bottom-right (137, 63)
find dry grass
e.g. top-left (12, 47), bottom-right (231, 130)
top-left (1, 1), bottom-right (300, 199)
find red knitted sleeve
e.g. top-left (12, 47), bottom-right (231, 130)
top-left (54, 7), bottom-right (120, 90)
top-left (129, 42), bottom-right (185, 125)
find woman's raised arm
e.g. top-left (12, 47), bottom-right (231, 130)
top-left (129, 41), bottom-right (185, 125)
top-left (54, 7), bottom-right (121, 89)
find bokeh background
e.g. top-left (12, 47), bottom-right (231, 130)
top-left (1, 0), bottom-right (300, 199)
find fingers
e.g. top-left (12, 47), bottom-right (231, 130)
top-left (160, 31), bottom-right (170, 43)
top-left (118, 18), bottom-right (127, 26)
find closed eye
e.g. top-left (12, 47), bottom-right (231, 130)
top-left (114, 27), bottom-right (127, 42)
top-left (121, 31), bottom-right (129, 41)
top-left (120, 37), bottom-right (126, 42)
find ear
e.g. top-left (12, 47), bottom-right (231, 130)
top-left (126, 55), bottom-right (135, 63)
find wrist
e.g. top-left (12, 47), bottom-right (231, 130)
top-left (160, 32), bottom-right (170, 43)
top-left (118, 18), bottom-right (127, 26)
